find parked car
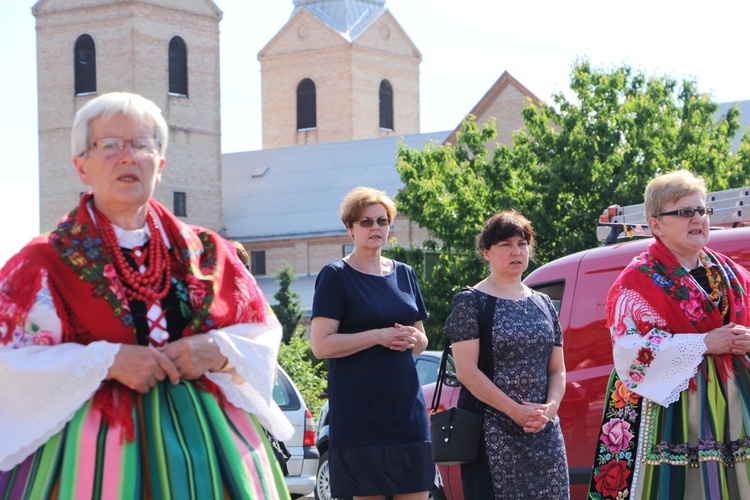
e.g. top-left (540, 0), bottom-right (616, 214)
top-left (314, 351), bottom-right (452, 500)
top-left (274, 365), bottom-right (319, 498)
top-left (423, 224), bottom-right (750, 499)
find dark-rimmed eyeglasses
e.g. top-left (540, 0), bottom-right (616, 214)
top-left (85, 137), bottom-right (161, 158)
top-left (657, 206), bottom-right (713, 218)
top-left (354, 217), bottom-right (391, 228)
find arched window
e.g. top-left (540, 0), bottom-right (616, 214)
top-left (74, 34), bottom-right (96, 95)
top-left (297, 78), bottom-right (317, 130)
top-left (379, 79), bottom-right (394, 130)
top-left (169, 36), bottom-right (188, 96)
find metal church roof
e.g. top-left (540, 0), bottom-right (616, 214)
top-left (221, 131), bottom-right (450, 241)
top-left (292, 0), bottom-right (387, 41)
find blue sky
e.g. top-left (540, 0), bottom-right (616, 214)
top-left (1, 0), bottom-right (749, 264)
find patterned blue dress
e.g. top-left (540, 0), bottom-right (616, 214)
top-left (312, 259), bottom-right (433, 497)
top-left (445, 289), bottom-right (570, 499)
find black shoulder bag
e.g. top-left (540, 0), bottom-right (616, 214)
top-left (430, 288), bottom-right (496, 465)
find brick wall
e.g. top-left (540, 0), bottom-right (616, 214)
top-left (34, 0), bottom-right (223, 232)
top-left (260, 9), bottom-right (420, 149)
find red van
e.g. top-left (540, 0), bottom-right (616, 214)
top-left (424, 224), bottom-right (750, 500)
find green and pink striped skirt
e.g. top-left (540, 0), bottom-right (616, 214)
top-left (0, 380), bottom-right (289, 499)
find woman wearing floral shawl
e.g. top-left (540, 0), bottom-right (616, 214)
top-left (588, 170), bottom-right (750, 499)
top-left (0, 92), bottom-right (292, 498)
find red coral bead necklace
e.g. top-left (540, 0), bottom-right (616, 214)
top-left (95, 207), bottom-right (171, 302)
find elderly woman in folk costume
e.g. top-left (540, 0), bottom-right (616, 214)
top-left (0, 92), bottom-right (292, 499)
top-left (589, 170), bottom-right (750, 499)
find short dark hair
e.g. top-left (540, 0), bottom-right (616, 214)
top-left (475, 210), bottom-right (535, 258)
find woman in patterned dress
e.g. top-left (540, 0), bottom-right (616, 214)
top-left (588, 170), bottom-right (750, 499)
top-left (0, 92), bottom-right (291, 498)
top-left (445, 210), bottom-right (569, 499)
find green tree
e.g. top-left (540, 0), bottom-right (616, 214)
top-left (271, 264), bottom-right (303, 344)
top-left (394, 117), bottom-right (525, 347)
top-left (277, 329), bottom-right (328, 422)
top-left (394, 60), bottom-right (750, 341)
top-left (517, 60), bottom-right (748, 263)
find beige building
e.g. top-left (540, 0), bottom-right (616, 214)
top-left (259, 0), bottom-right (421, 149)
top-left (33, 0), bottom-right (223, 232)
top-left (31, 0), bottom-right (540, 312)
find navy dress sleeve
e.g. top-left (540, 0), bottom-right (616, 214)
top-left (312, 262), bottom-right (346, 321)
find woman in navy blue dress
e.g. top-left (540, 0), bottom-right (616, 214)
top-left (311, 186), bottom-right (433, 500)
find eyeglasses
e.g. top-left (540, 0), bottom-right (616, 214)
top-left (354, 217), bottom-right (391, 227)
top-left (85, 137), bottom-right (161, 158)
top-left (657, 206), bottom-right (713, 218)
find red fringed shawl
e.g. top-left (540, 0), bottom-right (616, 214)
top-left (0, 194), bottom-right (268, 439)
top-left (606, 238), bottom-right (750, 384)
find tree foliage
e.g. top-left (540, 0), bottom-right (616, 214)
top-left (277, 329), bottom-right (328, 422)
top-left (271, 264), bottom-right (303, 344)
top-left (518, 60), bottom-right (747, 263)
top-left (394, 60), bottom-right (750, 345)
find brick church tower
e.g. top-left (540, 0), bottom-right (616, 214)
top-left (33, 0), bottom-right (223, 232)
top-left (259, 0), bottom-right (422, 149)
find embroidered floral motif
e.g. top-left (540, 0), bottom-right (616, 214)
top-left (49, 209), bottom-right (133, 327)
top-left (181, 232), bottom-right (219, 333)
top-left (171, 277), bottom-right (193, 321)
top-left (621, 327), bottom-right (668, 391)
top-left (590, 379), bottom-right (640, 499)
top-left (636, 254), bottom-right (713, 323)
top-left (611, 380), bottom-right (640, 409)
top-left (591, 459), bottom-right (631, 499)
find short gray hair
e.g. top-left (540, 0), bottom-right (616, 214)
top-left (71, 92), bottom-right (169, 158)
top-left (644, 169), bottom-right (706, 218)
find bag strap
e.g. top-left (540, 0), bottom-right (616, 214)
top-left (528, 292), bottom-right (554, 325)
top-left (431, 340), bottom-right (451, 413)
top-left (470, 287), bottom-right (496, 380)
top-left (431, 287), bottom-right (496, 413)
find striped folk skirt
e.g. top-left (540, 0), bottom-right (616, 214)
top-left (588, 356), bottom-right (750, 499)
top-left (0, 380), bottom-right (289, 499)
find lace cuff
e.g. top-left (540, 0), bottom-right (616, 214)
top-left (614, 332), bottom-right (706, 407)
top-left (204, 318), bottom-right (294, 441)
top-left (0, 341), bottom-right (119, 471)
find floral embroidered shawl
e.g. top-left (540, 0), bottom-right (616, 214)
top-left (0, 193), bottom-right (268, 436)
top-left (606, 238), bottom-right (750, 382)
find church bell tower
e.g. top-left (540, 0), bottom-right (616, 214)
top-left (33, 0), bottom-right (224, 232)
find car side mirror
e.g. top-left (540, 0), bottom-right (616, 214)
top-left (443, 372), bottom-right (461, 387)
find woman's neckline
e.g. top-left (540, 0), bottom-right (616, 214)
top-left (474, 277), bottom-right (531, 301)
top-left (342, 258), bottom-right (396, 277)
top-left (472, 287), bottom-right (532, 301)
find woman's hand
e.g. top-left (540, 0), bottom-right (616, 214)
top-left (704, 323), bottom-right (750, 355)
top-left (383, 323), bottom-right (419, 351)
top-left (107, 345), bottom-right (181, 394)
top-left (512, 401), bottom-right (551, 433)
top-left (161, 335), bottom-right (227, 379)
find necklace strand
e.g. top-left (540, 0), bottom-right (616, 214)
top-left (510, 297), bottom-right (528, 314)
top-left (699, 253), bottom-right (729, 317)
top-left (95, 208), bottom-right (171, 302)
top-left (487, 279), bottom-right (529, 314)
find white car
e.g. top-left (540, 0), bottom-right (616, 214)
top-left (274, 366), bottom-right (319, 498)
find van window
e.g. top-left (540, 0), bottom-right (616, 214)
top-left (529, 280), bottom-right (564, 313)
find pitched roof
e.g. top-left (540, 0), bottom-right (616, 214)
top-left (444, 70), bottom-right (541, 146)
top-left (222, 131), bottom-right (450, 241)
top-left (291, 0), bottom-right (386, 41)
